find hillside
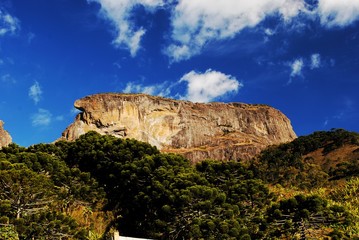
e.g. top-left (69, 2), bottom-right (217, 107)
top-left (252, 128), bottom-right (359, 189)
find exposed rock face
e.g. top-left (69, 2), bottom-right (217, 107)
top-left (61, 93), bottom-right (297, 163)
top-left (0, 120), bottom-right (12, 148)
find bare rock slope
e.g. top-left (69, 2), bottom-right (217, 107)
top-left (61, 93), bottom-right (297, 162)
top-left (0, 120), bottom-right (12, 148)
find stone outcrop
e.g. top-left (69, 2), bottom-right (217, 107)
top-left (61, 93), bottom-right (297, 163)
top-left (0, 120), bottom-right (12, 148)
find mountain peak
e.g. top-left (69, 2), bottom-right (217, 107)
top-left (61, 93), bottom-right (297, 163)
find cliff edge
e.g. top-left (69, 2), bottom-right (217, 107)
top-left (0, 120), bottom-right (12, 148)
top-left (61, 93), bottom-right (297, 162)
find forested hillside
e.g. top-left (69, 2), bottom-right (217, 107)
top-left (1, 129), bottom-right (358, 239)
top-left (251, 128), bottom-right (359, 189)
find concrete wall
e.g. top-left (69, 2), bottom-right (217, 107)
top-left (113, 231), bottom-right (152, 240)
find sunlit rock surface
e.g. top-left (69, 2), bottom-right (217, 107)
top-left (0, 120), bottom-right (12, 148)
top-left (61, 93), bottom-right (297, 163)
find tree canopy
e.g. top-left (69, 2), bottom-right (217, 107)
top-left (1, 130), bottom-right (357, 239)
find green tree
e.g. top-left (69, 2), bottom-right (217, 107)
top-left (14, 211), bottom-right (87, 240)
top-left (0, 168), bottom-right (55, 219)
top-left (0, 144), bottom-right (103, 239)
top-left (267, 195), bottom-right (352, 239)
top-left (0, 224), bottom-right (19, 240)
top-left (196, 160), bottom-right (273, 239)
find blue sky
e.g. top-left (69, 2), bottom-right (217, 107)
top-left (0, 0), bottom-right (358, 146)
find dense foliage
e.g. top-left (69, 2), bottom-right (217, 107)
top-left (266, 195), bottom-right (352, 239)
top-left (63, 133), bottom-right (273, 239)
top-left (0, 142), bottom-right (103, 239)
top-left (1, 130), bottom-right (358, 239)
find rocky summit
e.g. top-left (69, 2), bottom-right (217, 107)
top-left (61, 93), bottom-right (297, 163)
top-left (0, 120), bottom-right (12, 148)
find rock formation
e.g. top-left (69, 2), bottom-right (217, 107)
top-left (61, 93), bottom-right (297, 163)
top-left (0, 120), bottom-right (12, 148)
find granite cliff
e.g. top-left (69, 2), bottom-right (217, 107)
top-left (0, 120), bottom-right (12, 148)
top-left (61, 93), bottom-right (297, 163)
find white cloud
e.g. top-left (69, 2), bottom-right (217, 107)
top-left (87, 0), bottom-right (359, 61)
top-left (180, 69), bottom-right (242, 103)
top-left (263, 28), bottom-right (276, 42)
top-left (287, 54), bottom-right (323, 83)
top-left (0, 9), bottom-right (20, 36)
top-left (31, 109), bottom-right (64, 127)
top-left (123, 81), bottom-right (171, 96)
top-left (55, 115), bottom-right (64, 121)
top-left (27, 32), bottom-right (35, 44)
top-left (88, 0), bottom-right (164, 56)
top-left (310, 53), bottom-right (321, 69)
top-left (287, 58), bottom-right (304, 84)
top-left (29, 81), bottom-right (42, 104)
top-left (290, 58), bottom-right (304, 77)
top-left (122, 70), bottom-right (242, 103)
top-left (264, 28), bottom-right (275, 36)
top-left (113, 62), bottom-right (122, 69)
top-left (323, 119), bottom-right (329, 127)
top-left (165, 0), bottom-right (306, 62)
top-left (31, 109), bottom-right (52, 127)
top-left (317, 0), bottom-right (359, 27)
top-left (1, 74), bottom-right (16, 84)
